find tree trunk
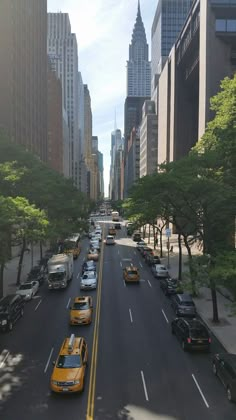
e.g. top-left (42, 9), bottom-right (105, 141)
top-left (148, 224), bottom-right (150, 244)
top-left (0, 262), bottom-right (4, 298)
top-left (210, 278), bottom-right (219, 323)
top-left (178, 234), bottom-right (182, 280)
top-left (143, 225), bottom-right (146, 240)
top-left (153, 225), bottom-right (156, 249)
top-left (183, 235), bottom-right (197, 296)
top-left (160, 230), bottom-right (163, 258)
top-left (40, 241), bottom-right (43, 260)
top-left (16, 237), bottom-right (26, 286)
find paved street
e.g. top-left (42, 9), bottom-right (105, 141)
top-left (0, 220), bottom-right (236, 419)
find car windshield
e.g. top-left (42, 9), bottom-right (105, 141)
top-left (49, 272), bottom-right (64, 282)
top-left (190, 328), bottom-right (208, 338)
top-left (56, 355), bottom-right (81, 368)
top-left (168, 279), bottom-right (177, 286)
top-left (128, 270), bottom-right (138, 275)
top-left (72, 302), bottom-right (89, 310)
top-left (180, 301), bottom-right (194, 306)
top-left (19, 283), bottom-right (32, 290)
top-left (83, 272), bottom-right (95, 279)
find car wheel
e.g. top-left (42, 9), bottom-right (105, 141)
top-left (182, 340), bottom-right (187, 351)
top-left (8, 322), bottom-right (13, 331)
top-left (20, 308), bottom-right (24, 317)
top-left (227, 387), bottom-right (233, 402)
top-left (212, 362), bottom-right (217, 376)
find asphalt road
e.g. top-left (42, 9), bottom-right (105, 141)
top-left (0, 219), bottom-right (236, 420)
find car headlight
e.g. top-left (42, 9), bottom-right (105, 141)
top-left (1, 320), bottom-right (7, 325)
top-left (26, 294), bottom-right (31, 298)
top-left (51, 380), bottom-right (58, 385)
top-left (74, 380), bottom-right (80, 385)
top-left (61, 282), bottom-right (65, 286)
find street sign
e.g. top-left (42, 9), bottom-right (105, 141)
top-left (165, 228), bottom-right (171, 237)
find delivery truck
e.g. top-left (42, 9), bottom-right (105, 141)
top-left (47, 253), bottom-right (73, 290)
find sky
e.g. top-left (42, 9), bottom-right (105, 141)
top-left (47, 0), bottom-right (157, 196)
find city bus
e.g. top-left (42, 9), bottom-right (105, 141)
top-left (111, 211), bottom-right (119, 222)
top-left (63, 233), bottom-right (81, 259)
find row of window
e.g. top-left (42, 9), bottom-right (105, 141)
top-left (216, 19), bottom-right (236, 32)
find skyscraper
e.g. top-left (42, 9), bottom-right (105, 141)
top-left (47, 13), bottom-right (80, 187)
top-left (151, 0), bottom-right (193, 92)
top-left (0, 0), bottom-right (48, 161)
top-left (127, 1), bottom-right (151, 97)
top-left (123, 1), bottom-right (151, 197)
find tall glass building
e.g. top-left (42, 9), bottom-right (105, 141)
top-left (151, 0), bottom-right (193, 92)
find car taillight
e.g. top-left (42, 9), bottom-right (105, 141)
top-left (208, 337), bottom-right (211, 343)
top-left (187, 338), bottom-right (191, 344)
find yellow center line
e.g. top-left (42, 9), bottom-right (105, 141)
top-left (86, 228), bottom-right (104, 420)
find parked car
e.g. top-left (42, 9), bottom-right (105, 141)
top-left (160, 277), bottom-right (182, 295)
top-left (144, 248), bottom-right (155, 262)
top-left (145, 253), bottom-right (161, 266)
top-left (212, 353), bottom-right (236, 402)
top-left (136, 240), bottom-right (147, 251)
top-left (151, 264), bottom-right (169, 278)
top-left (171, 293), bottom-right (197, 317)
top-left (89, 239), bottom-right (100, 252)
top-left (27, 265), bottom-right (46, 285)
top-left (114, 223), bottom-right (121, 229)
top-left (0, 294), bottom-right (25, 332)
top-left (80, 271), bottom-right (97, 290)
top-left (108, 226), bottom-right (116, 236)
top-left (171, 318), bottom-right (211, 351)
top-left (140, 246), bottom-right (152, 257)
top-left (82, 261), bottom-right (96, 274)
top-left (16, 281), bottom-right (39, 300)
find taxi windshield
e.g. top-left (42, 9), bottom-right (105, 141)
top-left (128, 270), bottom-right (138, 275)
top-left (72, 302), bottom-right (89, 310)
top-left (56, 355), bottom-right (81, 368)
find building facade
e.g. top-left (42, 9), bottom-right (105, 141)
top-left (127, 128), bottom-right (140, 192)
top-left (47, 13), bottom-right (80, 187)
top-left (0, 0), bottom-right (48, 161)
top-left (47, 61), bottom-right (63, 174)
top-left (157, 0), bottom-right (236, 166)
top-left (109, 129), bottom-right (122, 200)
top-left (140, 100), bottom-right (158, 177)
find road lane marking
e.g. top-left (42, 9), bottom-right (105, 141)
top-left (134, 251), bottom-right (136, 255)
top-left (122, 258), bottom-right (132, 262)
top-left (118, 250), bottom-right (120, 255)
top-left (34, 299), bottom-right (42, 311)
top-left (141, 370), bottom-right (149, 401)
top-left (66, 297), bottom-right (71, 309)
top-left (0, 351), bottom-right (10, 369)
top-left (120, 261), bottom-right (122, 267)
top-left (192, 374), bottom-right (209, 408)
top-left (77, 272), bottom-right (80, 279)
top-left (129, 309), bottom-right (133, 323)
top-left (139, 262), bottom-right (143, 268)
top-left (161, 309), bottom-right (169, 324)
top-left (87, 227), bottom-right (104, 420)
top-left (147, 280), bottom-right (152, 288)
top-left (44, 347), bottom-right (54, 373)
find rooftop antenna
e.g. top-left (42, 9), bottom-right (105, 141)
top-left (114, 108), bottom-right (117, 130)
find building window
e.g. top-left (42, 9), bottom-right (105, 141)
top-left (215, 19), bottom-right (226, 32)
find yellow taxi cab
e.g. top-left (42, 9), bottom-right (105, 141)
top-left (87, 248), bottom-right (99, 261)
top-left (123, 266), bottom-right (140, 283)
top-left (50, 334), bottom-right (88, 393)
top-left (108, 225), bottom-right (116, 236)
top-left (70, 296), bottom-right (93, 325)
top-left (64, 246), bottom-right (81, 259)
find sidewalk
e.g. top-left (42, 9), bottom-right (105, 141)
top-left (152, 236), bottom-right (236, 355)
top-left (3, 243), bottom-right (47, 297)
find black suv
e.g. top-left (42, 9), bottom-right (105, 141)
top-left (171, 318), bottom-right (211, 351)
top-left (0, 294), bottom-right (25, 332)
top-left (114, 223), bottom-right (121, 229)
top-left (171, 293), bottom-right (196, 317)
top-left (146, 253), bottom-right (161, 266)
top-left (160, 277), bottom-right (182, 296)
top-left (212, 353), bottom-right (236, 402)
